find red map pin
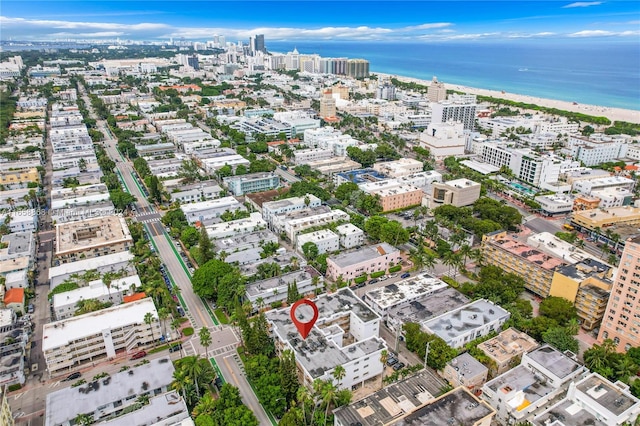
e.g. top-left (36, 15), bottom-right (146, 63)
top-left (290, 299), bottom-right (319, 339)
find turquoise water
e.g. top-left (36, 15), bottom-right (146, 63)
top-left (509, 182), bottom-right (536, 195)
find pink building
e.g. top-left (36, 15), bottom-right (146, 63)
top-left (326, 243), bottom-right (402, 282)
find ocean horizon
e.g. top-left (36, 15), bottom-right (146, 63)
top-left (269, 40), bottom-right (640, 112)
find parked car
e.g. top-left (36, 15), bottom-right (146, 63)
top-left (169, 344), bottom-right (182, 353)
top-left (27, 304), bottom-right (34, 314)
top-left (393, 362), bottom-right (405, 371)
top-left (400, 273), bottom-right (411, 279)
top-left (353, 282), bottom-right (366, 289)
top-left (130, 350), bottom-right (147, 360)
top-left (389, 274), bottom-right (398, 279)
top-left (63, 372), bottom-right (82, 381)
top-left (386, 357), bottom-right (398, 366)
top-left (369, 278), bottom-right (379, 285)
top-left (177, 306), bottom-right (185, 316)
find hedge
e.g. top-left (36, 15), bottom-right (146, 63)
top-left (183, 327), bottom-right (194, 336)
top-left (371, 271), bottom-right (386, 279)
top-left (354, 275), bottom-right (368, 284)
top-left (389, 265), bottom-right (402, 273)
top-left (441, 276), bottom-right (460, 288)
top-left (7, 383), bottom-right (21, 392)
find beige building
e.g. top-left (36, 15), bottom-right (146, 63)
top-left (54, 215), bottom-right (133, 264)
top-left (597, 235), bottom-right (640, 352)
top-left (373, 158), bottom-right (423, 178)
top-left (442, 352), bottom-right (488, 393)
top-left (481, 231), bottom-right (565, 297)
top-left (360, 180), bottom-right (424, 212)
top-left (319, 90), bottom-right (336, 119)
top-left (571, 206), bottom-right (640, 232)
top-left (0, 168), bottom-right (40, 186)
top-left (428, 76), bottom-right (447, 102)
top-left (429, 178), bottom-right (481, 209)
top-left (43, 298), bottom-right (160, 377)
top-left (550, 258), bottom-right (614, 331)
top-left (479, 327), bottom-right (539, 375)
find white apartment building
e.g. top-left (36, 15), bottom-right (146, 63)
top-left (422, 299), bottom-right (510, 348)
top-left (532, 372), bottom-right (640, 426)
top-left (565, 133), bottom-right (630, 166)
top-left (48, 251), bottom-right (135, 290)
top-left (482, 345), bottom-right (587, 425)
top-left (372, 158), bottom-right (423, 177)
top-left (266, 288), bottom-right (387, 390)
top-left (335, 223), bottom-right (365, 249)
top-left (591, 187), bottom-right (634, 208)
top-left (181, 196), bottom-right (245, 225)
top-left (277, 209), bottom-right (350, 243)
top-left (419, 121), bottom-right (466, 160)
top-left (534, 194), bottom-right (574, 216)
top-left (51, 150), bottom-right (98, 170)
top-left (292, 148), bottom-right (334, 165)
top-left (261, 194), bottom-right (322, 229)
top-left (205, 212), bottom-right (266, 239)
top-left (52, 275), bottom-right (141, 320)
top-left (168, 181), bottom-right (223, 204)
top-left (397, 170), bottom-right (443, 189)
top-left (430, 94), bottom-right (477, 130)
top-left (196, 153), bottom-right (251, 174)
top-left (43, 298), bottom-right (161, 376)
top-left (296, 229), bottom-right (340, 254)
top-left (573, 176), bottom-right (635, 196)
top-left (626, 144), bottom-right (640, 161)
top-left (272, 111), bottom-right (320, 136)
top-left (245, 267), bottom-right (323, 307)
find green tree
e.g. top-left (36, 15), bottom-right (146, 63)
top-left (199, 226), bottom-right (213, 264)
top-left (191, 258), bottom-right (234, 299)
top-left (217, 164), bottom-right (233, 179)
top-left (180, 226), bottom-right (199, 248)
top-left (279, 350), bottom-right (300, 406)
top-left (199, 327), bottom-right (212, 358)
top-left (364, 216), bottom-right (388, 241)
top-left (301, 242), bottom-right (319, 261)
top-left (178, 158), bottom-right (202, 183)
top-left (144, 312), bottom-right (157, 347)
top-left (539, 296), bottom-right (578, 326)
top-left (335, 182), bottom-right (359, 201)
top-left (380, 220), bottom-right (410, 245)
top-left (109, 189), bottom-right (136, 210)
top-left (542, 327), bottom-right (579, 354)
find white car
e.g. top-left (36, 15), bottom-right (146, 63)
top-left (389, 273), bottom-right (398, 279)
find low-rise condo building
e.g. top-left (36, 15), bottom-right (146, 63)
top-left (245, 266), bottom-right (323, 307)
top-left (223, 172), bottom-right (280, 196)
top-left (296, 229), bottom-right (340, 254)
top-left (429, 178), bottom-right (481, 209)
top-left (360, 180), bottom-right (424, 212)
top-left (180, 197), bottom-right (245, 225)
top-left (326, 243), bottom-right (402, 282)
top-left (372, 158), bottom-right (423, 177)
top-left (335, 223), bottom-right (365, 249)
top-left (478, 328), bottom-right (539, 375)
top-left (261, 194), bottom-right (322, 229)
top-left (443, 352), bottom-right (489, 393)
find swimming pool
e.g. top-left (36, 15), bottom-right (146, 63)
top-left (509, 182), bottom-right (537, 196)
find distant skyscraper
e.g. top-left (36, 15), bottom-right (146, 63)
top-left (187, 55), bottom-right (199, 70)
top-left (376, 80), bottom-right (396, 100)
top-left (346, 59), bottom-right (370, 78)
top-left (428, 76), bottom-right (447, 102)
top-left (431, 94), bottom-right (477, 130)
top-left (597, 236), bottom-right (640, 352)
top-left (255, 34), bottom-right (266, 53)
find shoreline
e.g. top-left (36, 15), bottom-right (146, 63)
top-left (374, 72), bottom-right (640, 124)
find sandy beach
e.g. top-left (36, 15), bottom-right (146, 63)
top-left (374, 72), bottom-right (640, 124)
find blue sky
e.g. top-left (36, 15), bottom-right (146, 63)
top-left (1, 1), bottom-right (638, 42)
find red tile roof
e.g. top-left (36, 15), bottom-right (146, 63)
top-left (4, 288), bottom-right (24, 304)
top-left (123, 292), bottom-right (147, 303)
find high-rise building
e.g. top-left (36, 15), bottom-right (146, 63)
top-left (597, 235), bottom-right (640, 352)
top-left (431, 94), bottom-right (477, 130)
top-left (187, 55), bottom-right (199, 70)
top-left (319, 90), bottom-right (336, 119)
top-left (428, 76), bottom-right (447, 102)
top-left (255, 34), bottom-right (265, 53)
top-left (346, 59), bottom-right (370, 78)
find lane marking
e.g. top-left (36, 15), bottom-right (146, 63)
top-left (223, 356), bottom-right (241, 387)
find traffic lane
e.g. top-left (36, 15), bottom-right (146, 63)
top-left (524, 217), bottom-right (563, 235)
top-left (218, 354), bottom-right (272, 426)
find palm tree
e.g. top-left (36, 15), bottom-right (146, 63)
top-left (615, 357), bottom-right (639, 383)
top-left (172, 368), bottom-right (193, 403)
top-left (458, 244), bottom-right (473, 268)
top-left (321, 380), bottom-right (339, 426)
top-left (423, 253), bottom-right (437, 274)
top-left (158, 307), bottom-right (170, 340)
top-left (171, 318), bottom-right (182, 337)
top-left (199, 327), bottom-right (212, 358)
top-left (442, 251), bottom-right (462, 277)
top-left (144, 312), bottom-right (157, 347)
top-left (192, 392), bottom-right (217, 417)
top-left (332, 365), bottom-right (346, 388)
top-left (296, 386), bottom-right (312, 426)
top-left (379, 349), bottom-right (388, 389)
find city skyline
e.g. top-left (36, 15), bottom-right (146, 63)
top-left (1, 1), bottom-right (639, 42)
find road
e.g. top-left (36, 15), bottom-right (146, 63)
top-left (80, 86), bottom-right (272, 425)
top-left (274, 167), bottom-right (301, 184)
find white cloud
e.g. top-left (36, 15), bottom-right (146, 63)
top-left (568, 29), bottom-right (639, 37)
top-left (562, 2), bottom-right (603, 8)
top-left (402, 23), bottom-right (453, 31)
top-left (0, 16), bottom-right (169, 32)
top-left (48, 31), bottom-right (126, 38)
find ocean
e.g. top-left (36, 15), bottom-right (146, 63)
top-left (268, 41), bottom-right (640, 111)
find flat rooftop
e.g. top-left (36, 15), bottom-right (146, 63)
top-left (336, 168), bottom-right (387, 184)
top-left (329, 243), bottom-right (398, 268)
top-left (266, 288), bottom-right (384, 378)
top-left (448, 352), bottom-right (488, 380)
top-left (576, 373), bottom-right (638, 416)
top-left (526, 345), bottom-right (583, 379)
top-left (386, 287), bottom-right (470, 326)
top-left (1, 231), bottom-right (33, 257)
top-left (422, 299), bottom-right (510, 342)
top-left (555, 257), bottom-right (612, 281)
top-left (391, 387), bottom-right (495, 426)
top-left (572, 206), bottom-right (640, 223)
top-left (55, 215), bottom-right (132, 256)
top-left (45, 357), bottom-right (175, 426)
top-left (48, 251), bottom-right (134, 280)
top-left (486, 233), bottom-right (565, 270)
top-left (335, 223), bottom-right (363, 236)
top-left (365, 273), bottom-right (450, 310)
top-left (486, 364), bottom-right (556, 406)
top-left (42, 298), bottom-right (156, 351)
top-left (101, 391), bottom-right (189, 426)
top-left (480, 327), bottom-right (539, 364)
top-left (527, 232), bottom-right (598, 265)
top-left (245, 267), bottom-right (321, 298)
top-left (263, 194), bottom-right (321, 211)
top-left (533, 397), bottom-right (606, 426)
top-left (333, 371), bottom-right (447, 426)
top-left (180, 196), bottom-right (242, 213)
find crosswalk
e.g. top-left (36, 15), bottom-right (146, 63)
top-left (211, 343), bottom-right (238, 357)
top-left (136, 217), bottom-right (160, 224)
